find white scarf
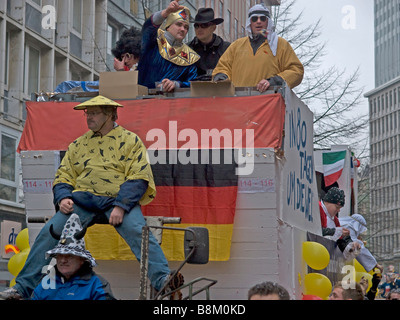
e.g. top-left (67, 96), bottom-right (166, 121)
top-left (245, 4), bottom-right (278, 56)
top-left (321, 200), bottom-right (343, 241)
top-left (320, 200), bottom-right (337, 229)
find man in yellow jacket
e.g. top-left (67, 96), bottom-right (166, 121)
top-left (213, 4), bottom-right (303, 92)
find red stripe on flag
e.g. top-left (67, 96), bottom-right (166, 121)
top-left (142, 186), bottom-right (238, 225)
top-left (324, 170), bottom-right (344, 188)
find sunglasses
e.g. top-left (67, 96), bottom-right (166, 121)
top-left (251, 15), bottom-right (267, 23)
top-left (194, 23), bottom-right (213, 29)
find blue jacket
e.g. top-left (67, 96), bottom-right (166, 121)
top-left (31, 266), bottom-right (115, 300)
top-left (138, 16), bottom-right (197, 89)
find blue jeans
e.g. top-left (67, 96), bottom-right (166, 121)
top-left (15, 205), bottom-right (170, 298)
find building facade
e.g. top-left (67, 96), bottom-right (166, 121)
top-left (365, 0), bottom-right (400, 264)
top-left (374, 0), bottom-right (400, 88)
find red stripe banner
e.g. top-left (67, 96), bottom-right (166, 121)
top-left (18, 94), bottom-right (285, 152)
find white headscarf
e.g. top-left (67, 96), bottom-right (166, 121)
top-left (339, 213), bottom-right (378, 272)
top-left (339, 213), bottom-right (368, 239)
top-left (245, 4), bottom-right (278, 56)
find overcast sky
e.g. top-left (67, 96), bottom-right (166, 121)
top-left (292, 0), bottom-right (374, 115)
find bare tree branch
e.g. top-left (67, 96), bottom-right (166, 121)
top-left (272, 0), bottom-right (368, 155)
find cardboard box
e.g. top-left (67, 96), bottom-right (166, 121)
top-left (100, 71), bottom-right (148, 99)
top-left (190, 80), bottom-right (235, 97)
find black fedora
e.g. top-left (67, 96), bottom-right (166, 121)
top-left (193, 8), bottom-right (224, 25)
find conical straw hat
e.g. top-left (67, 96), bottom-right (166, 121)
top-left (74, 95), bottom-right (123, 110)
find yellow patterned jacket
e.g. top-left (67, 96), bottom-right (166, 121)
top-left (54, 126), bottom-right (156, 207)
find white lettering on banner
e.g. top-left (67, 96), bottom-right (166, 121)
top-left (23, 180), bottom-right (53, 193)
top-left (146, 121), bottom-right (255, 176)
top-left (286, 107), bottom-right (314, 222)
top-left (238, 178), bottom-right (275, 194)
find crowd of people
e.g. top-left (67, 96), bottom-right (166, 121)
top-left (247, 257), bottom-right (400, 300)
top-left (247, 186), bottom-right (399, 301)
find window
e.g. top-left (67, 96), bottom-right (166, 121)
top-left (24, 45), bottom-right (41, 95)
top-left (130, 0), bottom-right (138, 15)
top-left (0, 129), bottom-right (21, 204)
top-left (4, 31), bottom-right (9, 88)
top-left (107, 23), bottom-right (119, 56)
top-left (219, 1), bottom-right (224, 33)
top-left (72, 0), bottom-right (82, 34)
top-left (234, 19), bottom-right (238, 40)
top-left (29, 0), bottom-right (42, 8)
top-left (227, 10), bottom-right (231, 36)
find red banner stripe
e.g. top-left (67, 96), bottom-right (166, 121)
top-left (18, 95), bottom-right (285, 152)
top-left (142, 185), bottom-right (238, 225)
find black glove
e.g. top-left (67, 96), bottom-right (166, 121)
top-left (371, 273), bottom-right (382, 289)
top-left (213, 73), bottom-right (228, 82)
top-left (266, 75), bottom-right (284, 86)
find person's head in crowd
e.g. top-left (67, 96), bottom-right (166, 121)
top-left (329, 282), bottom-right (364, 300)
top-left (387, 288), bottom-right (400, 300)
top-left (248, 281), bottom-right (291, 300)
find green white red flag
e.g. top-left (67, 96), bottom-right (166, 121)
top-left (322, 150), bottom-right (346, 187)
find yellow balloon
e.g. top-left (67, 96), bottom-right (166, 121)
top-left (353, 259), bottom-right (366, 273)
top-left (302, 242), bottom-right (330, 270)
top-left (9, 278), bottom-right (16, 288)
top-left (7, 250), bottom-right (30, 277)
top-left (16, 228), bottom-right (30, 251)
top-left (304, 273), bottom-right (332, 299)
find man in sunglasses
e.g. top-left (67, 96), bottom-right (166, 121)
top-left (213, 3), bottom-right (304, 92)
top-left (188, 8), bottom-right (230, 81)
top-left (138, 1), bottom-right (200, 92)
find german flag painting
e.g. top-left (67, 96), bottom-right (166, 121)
top-left (143, 150), bottom-right (238, 261)
top-left (18, 94), bottom-right (286, 261)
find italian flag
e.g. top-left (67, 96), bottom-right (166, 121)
top-left (323, 150), bottom-right (346, 187)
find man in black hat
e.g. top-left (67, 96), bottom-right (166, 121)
top-left (189, 8), bottom-right (230, 81)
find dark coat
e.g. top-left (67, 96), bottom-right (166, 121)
top-left (189, 34), bottom-right (230, 81)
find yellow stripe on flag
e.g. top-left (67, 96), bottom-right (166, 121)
top-left (84, 224), bottom-right (233, 262)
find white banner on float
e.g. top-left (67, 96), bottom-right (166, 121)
top-left (279, 87), bottom-right (321, 235)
